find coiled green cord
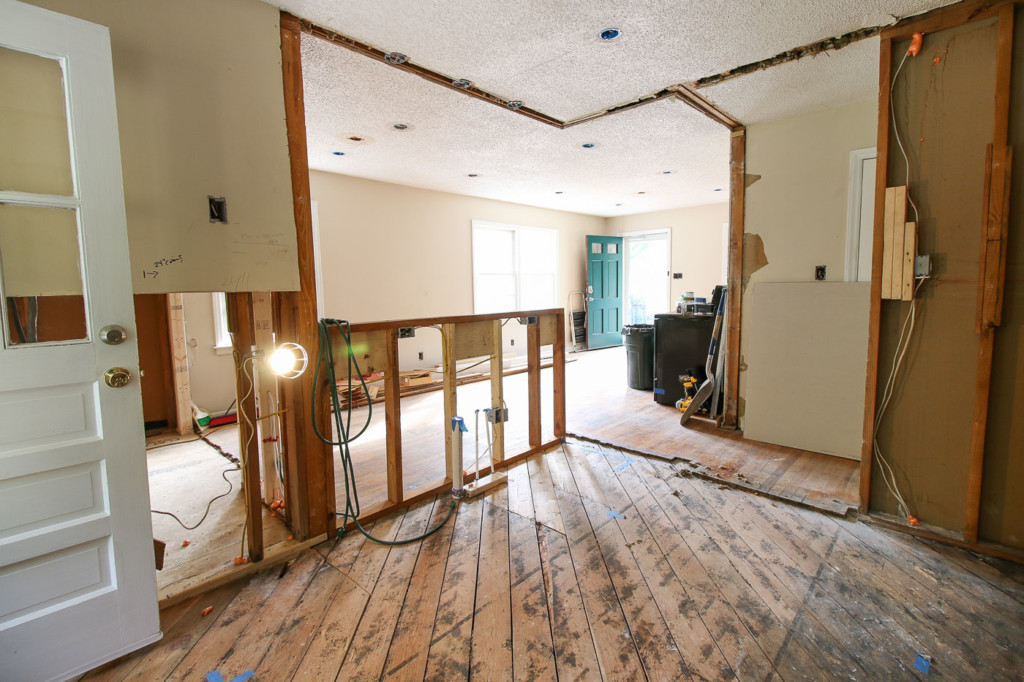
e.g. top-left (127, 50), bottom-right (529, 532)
top-left (313, 319), bottom-right (456, 546)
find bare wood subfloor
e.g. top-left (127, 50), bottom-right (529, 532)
top-left (148, 427), bottom-right (298, 602)
top-left (95, 441), bottom-right (1024, 681)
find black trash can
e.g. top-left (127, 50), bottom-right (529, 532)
top-left (622, 325), bottom-right (655, 390)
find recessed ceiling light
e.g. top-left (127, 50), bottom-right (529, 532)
top-left (467, 173), bottom-right (480, 177)
top-left (555, 191), bottom-right (563, 194)
top-left (332, 151), bottom-right (345, 156)
top-left (393, 123), bottom-right (409, 130)
top-left (600, 28), bottom-right (621, 41)
top-left (637, 191), bottom-right (646, 195)
top-left (348, 136), bottom-right (365, 142)
top-left (507, 100), bottom-right (523, 110)
top-left (384, 52), bottom-right (407, 65)
top-left (581, 143), bottom-right (596, 149)
top-left (714, 188), bottom-right (723, 192)
top-left (662, 170), bottom-right (674, 175)
top-left (452, 78), bottom-right (472, 89)
top-left (615, 203), bottom-right (623, 206)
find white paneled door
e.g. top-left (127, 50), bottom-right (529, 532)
top-left (0, 2), bottom-right (160, 680)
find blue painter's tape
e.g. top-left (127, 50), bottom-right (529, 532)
top-left (913, 655), bottom-right (930, 674)
top-left (613, 461), bottom-right (631, 472)
top-left (654, 388), bottom-right (665, 395)
top-left (606, 509), bottom-right (625, 519)
top-left (206, 671), bottom-right (254, 682)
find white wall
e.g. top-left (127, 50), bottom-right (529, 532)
top-left (739, 99), bottom-right (878, 424)
top-left (310, 171), bottom-right (606, 368)
top-left (607, 202), bottom-right (729, 307)
top-left (181, 293), bottom-right (236, 414)
top-left (25, 0), bottom-right (300, 293)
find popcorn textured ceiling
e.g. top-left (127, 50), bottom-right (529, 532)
top-left (266, 0), bottom-right (956, 216)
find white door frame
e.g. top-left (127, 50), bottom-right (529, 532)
top-left (0, 3), bottom-right (160, 679)
top-left (845, 147), bottom-right (878, 282)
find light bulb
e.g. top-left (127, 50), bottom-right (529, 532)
top-left (268, 347), bottom-right (297, 375)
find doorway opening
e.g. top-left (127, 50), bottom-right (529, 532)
top-left (623, 230), bottom-right (670, 324)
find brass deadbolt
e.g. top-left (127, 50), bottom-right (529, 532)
top-left (104, 367), bottom-right (132, 388)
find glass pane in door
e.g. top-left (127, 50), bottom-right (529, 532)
top-left (0, 204), bottom-right (87, 345)
top-left (0, 47), bottom-right (74, 196)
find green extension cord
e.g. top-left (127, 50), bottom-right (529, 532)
top-left (313, 319), bottom-right (456, 546)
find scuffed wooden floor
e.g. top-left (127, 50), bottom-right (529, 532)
top-left (88, 441), bottom-right (1024, 681)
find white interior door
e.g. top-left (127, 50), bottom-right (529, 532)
top-left (0, 2), bottom-right (160, 680)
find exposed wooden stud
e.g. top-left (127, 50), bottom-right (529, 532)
top-left (442, 322), bottom-right (457, 482)
top-left (880, 0), bottom-right (1017, 42)
top-left (527, 321), bottom-right (542, 447)
top-left (901, 222), bottom-right (916, 302)
top-left (166, 293), bottom-right (192, 437)
top-left (667, 84), bottom-right (742, 130)
top-left (723, 127), bottom-right (745, 429)
top-left (490, 319), bottom-right (505, 464)
top-left (251, 292), bottom-right (282, 506)
top-left (385, 328), bottom-right (403, 504)
top-left (227, 292), bottom-right (263, 562)
top-left (964, 5), bottom-right (1015, 545)
top-left (277, 11), bottom-right (334, 540)
top-left (860, 36), bottom-right (894, 512)
top-left (553, 311), bottom-right (566, 438)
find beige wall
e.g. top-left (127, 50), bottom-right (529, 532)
top-left (608, 203), bottom-right (729, 306)
top-left (25, 0), bottom-right (299, 294)
top-left (739, 99), bottom-right (877, 424)
top-left (181, 293), bottom-right (236, 414)
top-left (311, 171), bottom-right (605, 367)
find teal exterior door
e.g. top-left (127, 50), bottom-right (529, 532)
top-left (586, 235), bottom-right (624, 349)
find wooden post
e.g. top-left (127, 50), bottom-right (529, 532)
top-left (723, 126), bottom-right (745, 430)
top-left (276, 12), bottom-right (334, 540)
top-left (442, 322), bottom-right (457, 482)
top-left (553, 311), bottom-right (566, 438)
top-left (965, 7), bottom-right (1015, 542)
top-left (165, 293), bottom-right (192, 437)
top-left (227, 292), bottom-right (263, 562)
top-left (859, 36), bottom-right (894, 513)
top-left (251, 292), bottom-right (282, 506)
top-left (384, 328), bottom-right (403, 503)
top-left (490, 319), bottom-right (505, 464)
top-left (527, 321), bottom-right (542, 447)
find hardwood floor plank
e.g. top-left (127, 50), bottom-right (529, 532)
top-left (382, 497), bottom-right (460, 682)
top-left (424, 497), bottom-right (485, 681)
top-left (914, 538), bottom-right (1024, 605)
top-left (691, 480), bottom-right (919, 681)
top-left (544, 446), bottom-right (582, 498)
top-left (527, 455), bottom-right (564, 534)
top-left (213, 550), bottom-right (324, 676)
top-left (470, 489), bottom-right (513, 681)
top-left (536, 524), bottom-right (603, 681)
top-left (165, 566), bottom-right (282, 680)
top-left (599, 451), bottom-right (776, 680)
top-left (290, 512), bottom-right (407, 680)
top-left (580, 446), bottom-right (739, 681)
top-left (508, 510), bottom-right (557, 681)
top-left (765, 501), bottom-right (1002, 680)
top-left (632, 457), bottom-right (826, 680)
top-left (554, 488), bottom-right (647, 680)
top-left (338, 499), bottom-right (439, 680)
top-left (505, 459), bottom-right (536, 521)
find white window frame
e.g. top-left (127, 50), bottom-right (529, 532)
top-left (472, 220), bottom-right (558, 314)
top-left (619, 228), bottom-right (671, 324)
top-left (211, 292), bottom-right (232, 354)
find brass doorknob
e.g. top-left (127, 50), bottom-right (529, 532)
top-left (104, 367), bottom-right (132, 388)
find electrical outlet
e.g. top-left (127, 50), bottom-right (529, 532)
top-left (510, 338), bottom-right (514, 346)
top-left (673, 272), bottom-right (683, 279)
top-left (915, 254), bottom-right (932, 278)
top-left (208, 196), bottom-right (227, 223)
top-left (418, 351), bottom-right (424, 360)
top-left (517, 315), bottom-right (539, 325)
top-left (398, 327), bottom-right (415, 338)
top-left (486, 407), bottom-right (509, 423)
top-left (814, 265), bottom-right (826, 281)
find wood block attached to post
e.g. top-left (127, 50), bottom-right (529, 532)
top-left (881, 186), bottom-right (907, 300)
top-left (902, 223), bottom-right (916, 301)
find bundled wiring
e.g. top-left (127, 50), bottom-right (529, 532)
top-left (872, 36), bottom-right (928, 525)
top-left (315, 319), bottom-right (456, 546)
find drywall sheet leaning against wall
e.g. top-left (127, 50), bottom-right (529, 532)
top-left (871, 19), bottom-right (997, 532)
top-left (980, 7), bottom-right (1024, 551)
top-left (744, 282), bottom-right (870, 460)
top-left (24, 0), bottom-right (300, 293)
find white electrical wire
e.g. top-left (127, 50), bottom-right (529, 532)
top-left (872, 47), bottom-right (928, 522)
